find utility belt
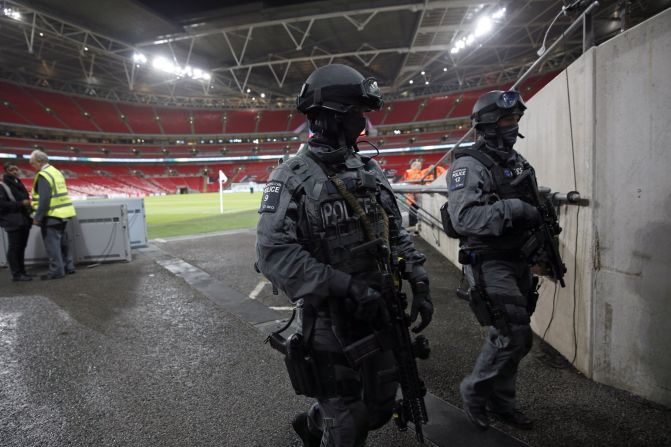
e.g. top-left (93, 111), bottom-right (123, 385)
top-left (457, 248), bottom-right (523, 265)
top-left (456, 248), bottom-right (518, 336)
top-left (456, 248), bottom-right (540, 334)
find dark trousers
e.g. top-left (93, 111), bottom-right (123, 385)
top-left (41, 221), bottom-right (74, 277)
top-left (461, 260), bottom-right (534, 413)
top-left (6, 225), bottom-right (31, 278)
top-left (305, 313), bottom-right (398, 447)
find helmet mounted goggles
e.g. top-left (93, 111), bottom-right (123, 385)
top-left (472, 90), bottom-right (526, 127)
top-left (296, 77), bottom-right (383, 114)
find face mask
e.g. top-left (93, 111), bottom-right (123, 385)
top-left (340, 111), bottom-right (366, 146)
top-left (484, 124), bottom-right (519, 149)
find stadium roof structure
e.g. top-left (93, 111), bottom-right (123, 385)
top-left (0, 0), bottom-right (668, 108)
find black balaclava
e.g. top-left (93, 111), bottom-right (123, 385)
top-left (308, 108), bottom-right (366, 164)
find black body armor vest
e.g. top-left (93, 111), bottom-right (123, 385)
top-left (289, 151), bottom-right (387, 274)
top-left (454, 142), bottom-right (536, 251)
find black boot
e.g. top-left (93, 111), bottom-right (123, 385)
top-left (488, 408), bottom-right (533, 430)
top-left (292, 412), bottom-right (322, 447)
top-left (463, 404), bottom-right (489, 431)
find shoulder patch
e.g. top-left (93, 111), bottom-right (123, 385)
top-left (259, 180), bottom-right (284, 213)
top-left (449, 167), bottom-right (468, 191)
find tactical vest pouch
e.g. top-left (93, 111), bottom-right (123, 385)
top-left (440, 201), bottom-right (461, 238)
top-left (268, 332), bottom-right (322, 397)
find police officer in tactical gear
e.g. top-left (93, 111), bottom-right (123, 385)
top-left (446, 90), bottom-right (540, 431)
top-left (256, 64), bottom-right (433, 446)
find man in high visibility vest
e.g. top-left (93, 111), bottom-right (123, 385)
top-left (29, 150), bottom-right (77, 280)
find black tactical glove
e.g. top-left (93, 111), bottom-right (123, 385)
top-left (348, 278), bottom-right (388, 324)
top-left (510, 199), bottom-right (542, 229)
top-left (410, 279), bottom-right (433, 333)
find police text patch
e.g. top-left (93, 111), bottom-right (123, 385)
top-left (259, 181), bottom-right (283, 213)
top-left (449, 168), bottom-right (468, 191)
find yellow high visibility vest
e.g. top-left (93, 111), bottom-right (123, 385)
top-left (32, 165), bottom-right (76, 219)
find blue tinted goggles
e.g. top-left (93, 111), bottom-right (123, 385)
top-left (497, 91), bottom-right (525, 110)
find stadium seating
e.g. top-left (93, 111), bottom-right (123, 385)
top-left (0, 72), bottom-right (560, 198)
top-left (157, 108), bottom-right (192, 134)
top-left (74, 97), bottom-right (130, 133)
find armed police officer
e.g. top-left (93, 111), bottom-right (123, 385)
top-left (256, 64), bottom-right (433, 447)
top-left (446, 91), bottom-right (542, 431)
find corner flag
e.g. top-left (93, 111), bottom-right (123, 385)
top-left (218, 170), bottom-right (228, 214)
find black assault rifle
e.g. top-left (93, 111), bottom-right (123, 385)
top-left (345, 237), bottom-right (430, 443)
top-left (511, 164), bottom-right (568, 287)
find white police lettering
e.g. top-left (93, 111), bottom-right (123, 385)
top-left (514, 166), bottom-right (524, 176)
top-left (321, 197), bottom-right (374, 227)
top-left (450, 167), bottom-right (468, 191)
top-left (258, 180), bottom-right (284, 213)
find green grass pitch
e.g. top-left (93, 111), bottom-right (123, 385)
top-left (144, 191), bottom-right (263, 239)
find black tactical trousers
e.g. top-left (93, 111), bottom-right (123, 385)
top-left (306, 314), bottom-right (398, 447)
top-left (461, 259), bottom-right (534, 413)
top-left (6, 225), bottom-right (31, 278)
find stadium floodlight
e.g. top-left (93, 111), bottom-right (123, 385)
top-left (474, 17), bottom-right (493, 37)
top-left (450, 6), bottom-right (506, 54)
top-left (492, 7), bottom-right (506, 20)
top-left (246, 88), bottom-right (251, 93)
top-left (133, 52), bottom-right (147, 64)
top-left (409, 79), bottom-right (414, 84)
top-left (3, 7), bottom-right (21, 20)
top-left (151, 55), bottom-right (211, 80)
top-left (260, 93), bottom-right (266, 98)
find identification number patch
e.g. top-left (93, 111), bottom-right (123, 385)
top-left (449, 168), bottom-right (468, 191)
top-left (259, 180), bottom-right (284, 213)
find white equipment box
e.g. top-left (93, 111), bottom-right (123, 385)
top-left (1, 203), bottom-right (131, 267)
top-left (74, 198), bottom-right (148, 248)
top-left (70, 204), bottom-right (131, 264)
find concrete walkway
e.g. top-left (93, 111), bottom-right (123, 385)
top-left (0, 229), bottom-right (669, 446)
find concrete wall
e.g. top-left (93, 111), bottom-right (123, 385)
top-left (418, 8), bottom-right (671, 406)
top-left (591, 8), bottom-right (671, 406)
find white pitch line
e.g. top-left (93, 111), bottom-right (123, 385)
top-left (249, 281), bottom-right (269, 300)
top-left (269, 306), bottom-right (295, 311)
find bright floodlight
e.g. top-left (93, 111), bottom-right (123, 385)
top-left (3, 8), bottom-right (21, 20)
top-left (474, 16), bottom-right (493, 37)
top-left (260, 93), bottom-right (266, 98)
top-left (133, 52), bottom-right (147, 64)
top-left (492, 7), bottom-right (506, 20)
top-left (153, 56), bottom-right (175, 73)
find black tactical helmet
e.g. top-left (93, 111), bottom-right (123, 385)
top-left (296, 64), bottom-right (383, 114)
top-left (471, 90), bottom-right (526, 129)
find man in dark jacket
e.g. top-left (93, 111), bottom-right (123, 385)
top-left (0, 162), bottom-right (33, 281)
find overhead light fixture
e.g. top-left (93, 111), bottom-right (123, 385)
top-left (443, 67), bottom-right (447, 71)
top-left (421, 71), bottom-right (426, 75)
top-left (450, 7), bottom-right (506, 54)
top-left (409, 80), bottom-right (414, 84)
top-left (83, 46), bottom-right (89, 51)
top-left (151, 56), bottom-right (211, 80)
top-left (3, 8), bottom-right (21, 20)
top-left (39, 32), bottom-right (44, 37)
top-left (425, 81), bottom-right (429, 85)
top-left (133, 52), bottom-right (147, 64)
top-left (246, 88), bottom-right (251, 93)
top-left (260, 93), bottom-right (266, 98)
